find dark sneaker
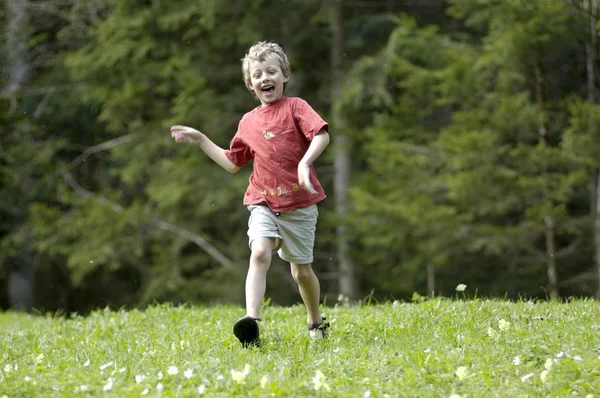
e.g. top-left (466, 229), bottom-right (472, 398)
top-left (308, 317), bottom-right (330, 340)
top-left (233, 316), bottom-right (260, 347)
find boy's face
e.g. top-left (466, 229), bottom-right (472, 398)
top-left (248, 56), bottom-right (289, 107)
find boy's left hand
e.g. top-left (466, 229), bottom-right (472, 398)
top-left (298, 163), bottom-right (317, 194)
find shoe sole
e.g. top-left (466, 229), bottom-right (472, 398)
top-left (233, 317), bottom-right (259, 347)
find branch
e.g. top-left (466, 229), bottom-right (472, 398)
top-left (558, 269), bottom-right (597, 287)
top-left (61, 168), bottom-right (236, 270)
top-left (61, 136), bottom-right (237, 270)
top-left (0, 83), bottom-right (83, 99)
top-left (68, 134), bottom-right (134, 169)
top-left (567, 0), bottom-right (597, 17)
top-left (152, 219), bottom-right (235, 270)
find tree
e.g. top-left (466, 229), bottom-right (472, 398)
top-left (330, 0), bottom-right (358, 299)
top-left (340, 0), bottom-right (591, 298)
top-left (2, 0), bottom-right (35, 311)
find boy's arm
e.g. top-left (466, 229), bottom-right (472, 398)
top-left (171, 125), bottom-right (240, 173)
top-left (298, 129), bottom-right (330, 194)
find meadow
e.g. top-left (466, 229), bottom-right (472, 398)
top-left (1, 295), bottom-right (599, 397)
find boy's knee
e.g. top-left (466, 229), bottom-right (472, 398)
top-left (250, 240), bottom-right (273, 266)
top-left (291, 263), bottom-right (314, 284)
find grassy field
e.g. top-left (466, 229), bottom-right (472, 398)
top-left (1, 296), bottom-right (599, 397)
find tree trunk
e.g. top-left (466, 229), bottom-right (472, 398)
top-left (427, 263), bottom-right (435, 298)
top-left (585, 0), bottom-right (600, 297)
top-left (4, 0), bottom-right (30, 112)
top-left (330, 0), bottom-right (358, 299)
top-left (534, 57), bottom-right (559, 299)
top-left (5, 0), bottom-right (35, 311)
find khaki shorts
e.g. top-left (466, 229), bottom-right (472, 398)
top-left (247, 204), bottom-right (318, 264)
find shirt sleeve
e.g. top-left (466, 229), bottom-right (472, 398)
top-left (292, 98), bottom-right (329, 141)
top-left (225, 121), bottom-right (253, 167)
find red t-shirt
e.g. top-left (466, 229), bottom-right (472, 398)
top-left (225, 96), bottom-right (328, 212)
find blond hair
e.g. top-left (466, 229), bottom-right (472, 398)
top-left (241, 41), bottom-right (291, 92)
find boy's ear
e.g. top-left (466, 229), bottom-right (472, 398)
top-left (284, 76), bottom-right (290, 83)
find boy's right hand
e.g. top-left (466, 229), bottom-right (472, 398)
top-left (170, 125), bottom-right (204, 144)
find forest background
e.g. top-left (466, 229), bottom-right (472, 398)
top-left (2, 0), bottom-right (600, 313)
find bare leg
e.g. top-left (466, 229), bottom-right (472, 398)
top-left (290, 263), bottom-right (322, 324)
top-left (245, 238), bottom-right (276, 319)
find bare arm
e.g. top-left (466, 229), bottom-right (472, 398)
top-left (170, 125), bottom-right (240, 173)
top-left (298, 129), bottom-right (330, 193)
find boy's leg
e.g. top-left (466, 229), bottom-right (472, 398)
top-left (234, 236), bottom-right (278, 347)
top-left (289, 262), bottom-right (322, 325)
top-left (246, 237), bottom-right (278, 318)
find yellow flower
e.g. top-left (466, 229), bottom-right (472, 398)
top-left (540, 370), bottom-right (549, 383)
top-left (312, 370), bottom-right (331, 392)
top-left (231, 370), bottom-right (246, 385)
top-left (498, 319), bottom-right (510, 331)
top-left (260, 375), bottom-right (269, 388)
top-left (3, 364), bottom-right (13, 376)
top-left (544, 358), bottom-right (553, 371)
top-left (231, 364), bottom-right (250, 385)
top-left (455, 366), bottom-right (467, 381)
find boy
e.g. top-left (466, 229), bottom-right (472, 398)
top-left (170, 41), bottom-right (330, 347)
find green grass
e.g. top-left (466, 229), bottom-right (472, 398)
top-left (1, 298), bottom-right (599, 397)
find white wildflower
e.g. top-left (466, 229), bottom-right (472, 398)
top-left (556, 351), bottom-right (565, 358)
top-left (512, 356), bottom-right (521, 366)
top-left (24, 376), bottom-right (32, 382)
top-left (198, 384), bottom-right (206, 394)
top-left (455, 284), bottom-right (467, 292)
top-left (540, 370), bottom-right (549, 383)
top-left (363, 390), bottom-right (372, 398)
top-left (544, 358), bottom-right (553, 371)
top-left (135, 375), bottom-right (146, 384)
top-left (78, 385), bottom-right (89, 392)
top-left (157, 371), bottom-right (163, 380)
top-left (99, 361), bottom-right (113, 371)
top-left (103, 377), bottom-right (114, 392)
top-left (3, 364), bottom-right (13, 375)
top-left (83, 359), bottom-right (90, 367)
top-left (156, 383), bottom-right (164, 391)
top-left (141, 388), bottom-right (149, 396)
top-left (455, 366), bottom-right (467, 381)
top-left (167, 365), bottom-right (179, 375)
top-left (449, 394), bottom-right (462, 398)
top-left (521, 373), bottom-right (534, 382)
top-left (119, 367), bottom-right (126, 373)
top-left (487, 327), bottom-right (498, 338)
top-left (573, 356), bottom-right (583, 361)
top-left (184, 369), bottom-right (194, 379)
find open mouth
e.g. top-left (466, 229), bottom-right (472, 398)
top-left (261, 85), bottom-right (275, 95)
